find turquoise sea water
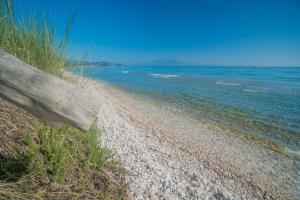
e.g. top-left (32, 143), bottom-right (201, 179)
top-left (71, 66), bottom-right (300, 155)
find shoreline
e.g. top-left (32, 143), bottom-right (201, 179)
top-left (82, 77), bottom-right (299, 199)
top-left (101, 83), bottom-right (299, 158)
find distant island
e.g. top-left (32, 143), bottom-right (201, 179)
top-left (68, 60), bottom-right (122, 67)
top-left (69, 59), bottom-right (190, 67)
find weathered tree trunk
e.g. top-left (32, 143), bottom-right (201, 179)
top-left (0, 50), bottom-right (101, 131)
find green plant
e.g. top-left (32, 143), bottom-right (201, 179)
top-left (24, 124), bottom-right (113, 183)
top-left (77, 123), bottom-right (113, 171)
top-left (0, 1), bottom-right (127, 198)
top-left (0, 0), bottom-right (73, 77)
top-left (0, 97), bottom-right (127, 199)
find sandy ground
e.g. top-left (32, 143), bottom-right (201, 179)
top-left (82, 78), bottom-right (299, 200)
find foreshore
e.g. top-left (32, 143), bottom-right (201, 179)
top-left (82, 77), bottom-right (299, 200)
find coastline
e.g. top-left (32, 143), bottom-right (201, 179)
top-left (82, 76), bottom-right (299, 199)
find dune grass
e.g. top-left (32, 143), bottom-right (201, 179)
top-left (0, 0), bottom-right (71, 76)
top-left (0, 1), bottom-right (127, 199)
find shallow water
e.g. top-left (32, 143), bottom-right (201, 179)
top-left (70, 66), bottom-right (300, 155)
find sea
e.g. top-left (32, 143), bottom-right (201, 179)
top-left (70, 66), bottom-right (300, 156)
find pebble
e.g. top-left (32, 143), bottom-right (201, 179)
top-left (94, 84), bottom-right (290, 200)
top-left (191, 174), bottom-right (199, 182)
top-left (191, 180), bottom-right (199, 187)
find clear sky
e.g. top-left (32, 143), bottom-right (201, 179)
top-left (17, 0), bottom-right (300, 66)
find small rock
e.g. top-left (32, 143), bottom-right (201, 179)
top-left (177, 191), bottom-right (183, 197)
top-left (148, 191), bottom-right (155, 199)
top-left (202, 178), bottom-right (208, 185)
top-left (191, 180), bottom-right (199, 187)
top-left (156, 191), bottom-right (163, 197)
top-left (186, 186), bottom-right (191, 191)
top-left (161, 193), bottom-right (170, 200)
top-left (177, 189), bottom-right (185, 197)
top-left (191, 174), bottom-right (199, 182)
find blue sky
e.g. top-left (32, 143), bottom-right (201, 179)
top-left (17, 0), bottom-right (300, 66)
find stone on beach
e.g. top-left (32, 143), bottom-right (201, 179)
top-left (87, 79), bottom-right (298, 199)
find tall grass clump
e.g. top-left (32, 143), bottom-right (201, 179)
top-left (0, 1), bottom-right (127, 199)
top-left (0, 0), bottom-right (71, 76)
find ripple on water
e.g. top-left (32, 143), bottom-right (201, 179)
top-left (216, 81), bottom-right (241, 86)
top-left (150, 73), bottom-right (179, 79)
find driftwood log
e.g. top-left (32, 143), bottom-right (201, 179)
top-left (0, 50), bottom-right (101, 131)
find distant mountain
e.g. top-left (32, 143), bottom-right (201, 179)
top-left (143, 59), bottom-right (189, 66)
top-left (68, 60), bottom-right (122, 67)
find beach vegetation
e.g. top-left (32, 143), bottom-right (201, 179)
top-left (0, 0), bottom-right (127, 199)
top-left (0, 0), bottom-right (71, 77)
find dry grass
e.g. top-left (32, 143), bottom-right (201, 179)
top-left (0, 97), bottom-right (39, 159)
top-left (0, 0), bottom-right (126, 199)
top-left (1, 1), bottom-right (127, 198)
top-left (0, 97), bottom-right (127, 199)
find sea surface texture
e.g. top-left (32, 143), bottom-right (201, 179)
top-left (71, 66), bottom-right (300, 156)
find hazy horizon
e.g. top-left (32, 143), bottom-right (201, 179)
top-left (107, 59), bottom-right (300, 67)
top-left (17, 0), bottom-right (300, 66)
